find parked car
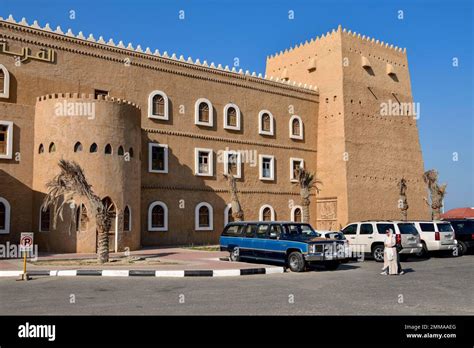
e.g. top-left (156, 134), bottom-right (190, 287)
top-left (220, 221), bottom-right (350, 272)
top-left (444, 219), bottom-right (474, 255)
top-left (411, 221), bottom-right (457, 257)
top-left (341, 220), bottom-right (422, 262)
top-left (318, 230), bottom-right (347, 241)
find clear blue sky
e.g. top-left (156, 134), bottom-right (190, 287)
top-left (1, 0), bottom-right (473, 210)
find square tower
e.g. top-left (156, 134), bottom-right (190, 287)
top-left (266, 26), bottom-right (429, 228)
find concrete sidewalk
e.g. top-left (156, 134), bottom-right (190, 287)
top-left (0, 246), bottom-right (281, 272)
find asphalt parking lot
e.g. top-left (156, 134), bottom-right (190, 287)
top-left (0, 254), bottom-right (472, 315)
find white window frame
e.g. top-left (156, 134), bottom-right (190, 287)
top-left (223, 103), bottom-right (241, 131)
top-left (195, 202), bottom-right (213, 231)
top-left (39, 207), bottom-right (50, 232)
top-left (259, 204), bottom-right (275, 221)
top-left (148, 90), bottom-right (169, 120)
top-left (148, 201), bottom-right (168, 232)
top-left (289, 115), bottom-right (304, 140)
top-left (194, 98), bottom-right (213, 127)
top-left (0, 197), bottom-right (11, 234)
top-left (148, 143), bottom-right (168, 173)
top-left (0, 120), bottom-right (13, 159)
top-left (290, 158), bottom-right (304, 182)
top-left (123, 205), bottom-right (132, 232)
top-left (224, 203), bottom-right (232, 227)
top-left (0, 64), bottom-right (10, 99)
top-left (259, 154), bottom-right (275, 181)
top-left (258, 110), bottom-right (274, 136)
top-left (290, 205), bottom-right (303, 222)
top-left (223, 150), bottom-right (242, 179)
top-left (194, 148), bottom-right (214, 176)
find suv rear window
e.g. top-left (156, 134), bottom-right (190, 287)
top-left (449, 220), bottom-right (474, 234)
top-left (376, 223), bottom-right (394, 234)
top-left (436, 223), bottom-right (453, 232)
top-left (222, 224), bottom-right (242, 237)
top-left (257, 224), bottom-right (269, 238)
top-left (419, 223), bottom-right (435, 232)
top-left (244, 224), bottom-right (257, 238)
top-left (397, 223), bottom-right (418, 235)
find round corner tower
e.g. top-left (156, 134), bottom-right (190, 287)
top-left (32, 93), bottom-right (142, 253)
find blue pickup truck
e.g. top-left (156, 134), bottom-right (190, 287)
top-left (220, 221), bottom-right (350, 272)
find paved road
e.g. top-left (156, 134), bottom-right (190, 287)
top-left (0, 255), bottom-right (472, 315)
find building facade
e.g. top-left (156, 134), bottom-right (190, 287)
top-left (0, 16), bottom-right (429, 253)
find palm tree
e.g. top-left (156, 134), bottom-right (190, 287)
top-left (293, 167), bottom-right (322, 223)
top-left (41, 159), bottom-right (112, 263)
top-left (223, 167), bottom-right (244, 222)
top-left (423, 169), bottom-right (447, 220)
top-left (398, 178), bottom-right (409, 221)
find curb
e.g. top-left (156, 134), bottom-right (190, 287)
top-left (0, 267), bottom-right (285, 278)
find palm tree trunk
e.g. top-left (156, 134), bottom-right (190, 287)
top-left (97, 225), bottom-right (109, 263)
top-left (301, 188), bottom-right (310, 223)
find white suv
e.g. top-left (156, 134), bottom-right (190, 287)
top-left (412, 221), bottom-right (457, 257)
top-left (341, 221), bottom-right (422, 262)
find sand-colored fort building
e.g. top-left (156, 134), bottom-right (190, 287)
top-left (0, 15), bottom-right (429, 253)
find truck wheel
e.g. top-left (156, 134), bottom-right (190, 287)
top-left (287, 251), bottom-right (305, 272)
top-left (324, 261), bottom-right (340, 270)
top-left (372, 244), bottom-right (384, 262)
top-left (457, 241), bottom-right (467, 256)
top-left (229, 247), bottom-right (240, 262)
top-left (416, 242), bottom-right (429, 258)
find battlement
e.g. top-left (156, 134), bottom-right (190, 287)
top-left (267, 25), bottom-right (406, 61)
top-left (35, 93), bottom-right (141, 109)
top-left (0, 14), bottom-right (318, 93)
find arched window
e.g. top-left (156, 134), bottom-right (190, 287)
top-left (289, 115), bottom-right (303, 140)
top-left (291, 206), bottom-right (303, 222)
top-left (104, 144), bottom-right (112, 155)
top-left (39, 207), bottom-right (51, 232)
top-left (38, 144), bottom-right (44, 154)
top-left (123, 205), bottom-right (131, 232)
top-left (89, 143), bottom-right (98, 153)
top-left (148, 90), bottom-right (169, 120)
top-left (148, 201), bottom-right (168, 231)
top-left (0, 197), bottom-right (11, 234)
top-left (129, 147), bottom-right (134, 158)
top-left (0, 69), bottom-right (4, 94)
top-left (199, 103), bottom-right (209, 122)
top-left (194, 98), bottom-right (213, 127)
top-left (258, 110), bottom-right (274, 135)
top-left (0, 64), bottom-right (10, 98)
top-left (259, 205), bottom-right (275, 221)
top-left (75, 204), bottom-right (88, 232)
top-left (101, 197), bottom-right (116, 233)
top-left (223, 103), bottom-right (241, 130)
top-left (118, 146), bottom-right (124, 156)
top-left (195, 202), bottom-right (213, 231)
top-left (48, 142), bottom-right (56, 153)
top-left (74, 142), bottom-right (83, 152)
top-left (224, 203), bottom-right (233, 226)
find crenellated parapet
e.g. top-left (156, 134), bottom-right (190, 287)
top-left (36, 93), bottom-right (141, 110)
top-left (268, 24), bottom-right (406, 61)
top-left (0, 14), bottom-right (318, 92)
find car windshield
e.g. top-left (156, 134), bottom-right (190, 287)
top-left (286, 224), bottom-right (318, 237)
top-left (397, 223), bottom-right (418, 235)
top-left (437, 223), bottom-right (453, 232)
